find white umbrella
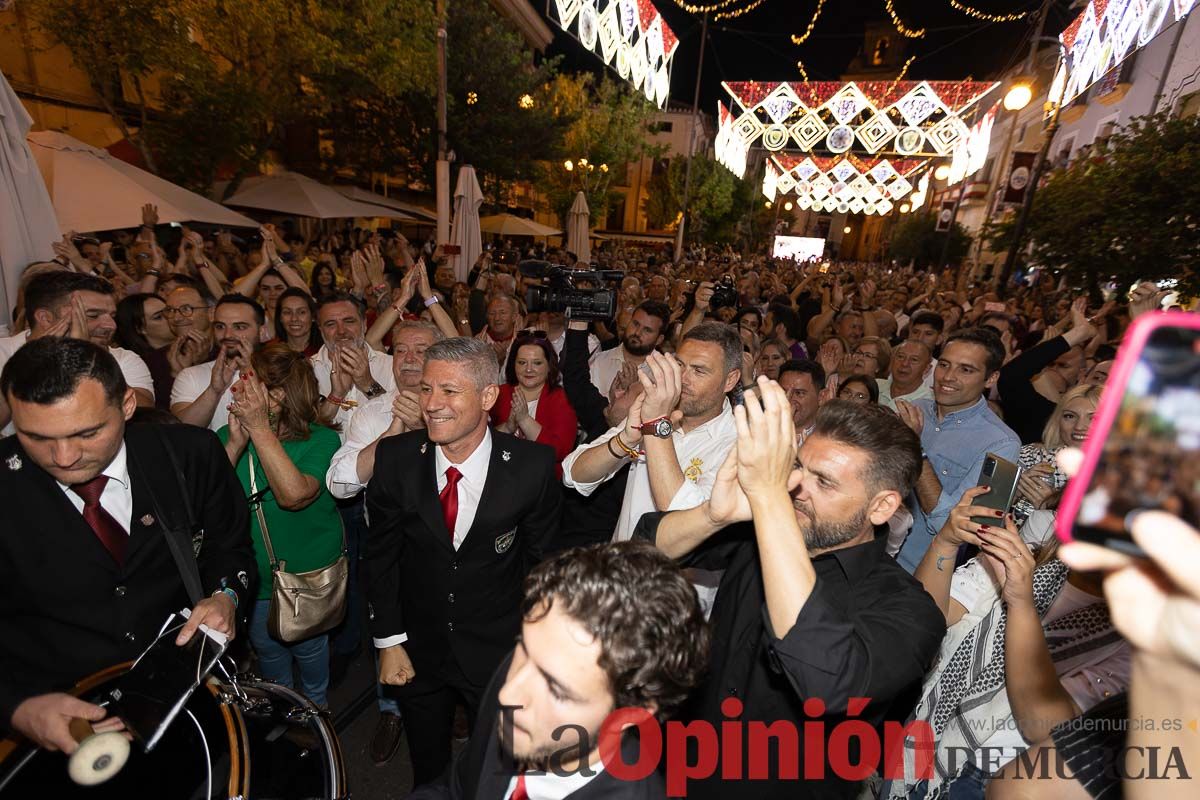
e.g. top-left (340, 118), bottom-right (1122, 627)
top-left (334, 186), bottom-right (432, 221)
top-left (566, 191), bottom-right (591, 263)
top-left (0, 71), bottom-right (59, 330)
top-left (27, 131), bottom-right (258, 233)
top-left (478, 213), bottom-right (562, 238)
top-left (222, 171), bottom-right (399, 219)
top-left (448, 165), bottom-right (483, 284)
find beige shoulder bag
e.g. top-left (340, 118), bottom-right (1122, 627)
top-left (249, 451), bottom-right (349, 643)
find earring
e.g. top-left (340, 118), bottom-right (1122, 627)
top-left (267, 410), bottom-right (279, 428)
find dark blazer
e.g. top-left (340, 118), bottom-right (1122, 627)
top-left (365, 429), bottom-right (562, 686)
top-left (407, 652), bottom-right (666, 800)
top-left (0, 422), bottom-right (255, 730)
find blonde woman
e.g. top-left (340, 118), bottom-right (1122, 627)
top-left (1012, 384), bottom-right (1103, 528)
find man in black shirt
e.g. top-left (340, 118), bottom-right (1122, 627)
top-left (635, 388), bottom-right (944, 799)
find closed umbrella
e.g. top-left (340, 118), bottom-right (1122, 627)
top-left (222, 171), bottom-right (398, 219)
top-left (478, 213), bottom-right (562, 238)
top-left (566, 191), bottom-right (591, 263)
top-left (0, 71), bottom-right (59, 330)
top-left (28, 131), bottom-right (258, 233)
top-left (448, 165), bottom-right (483, 284)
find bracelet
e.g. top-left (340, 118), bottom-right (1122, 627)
top-left (614, 434), bottom-right (641, 461)
top-left (423, 295), bottom-right (439, 308)
top-left (213, 587), bottom-right (238, 608)
top-left (145, 269), bottom-right (162, 277)
top-left (607, 437), bottom-right (627, 460)
top-left (325, 393), bottom-right (357, 410)
top-left (372, 282), bottom-right (389, 294)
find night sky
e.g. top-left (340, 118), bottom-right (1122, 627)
top-left (537, 0), bottom-right (1081, 111)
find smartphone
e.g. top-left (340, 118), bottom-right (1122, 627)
top-left (729, 381), bottom-right (746, 408)
top-left (639, 362), bottom-right (656, 385)
top-left (107, 611), bottom-right (228, 751)
top-left (970, 453), bottom-right (1021, 527)
top-left (1057, 312), bottom-right (1200, 555)
top-left (984, 302), bottom-right (1007, 313)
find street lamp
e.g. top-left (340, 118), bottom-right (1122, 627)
top-left (1003, 79), bottom-right (1034, 111)
top-left (784, 201), bottom-right (793, 211)
top-left (843, 226), bottom-right (852, 234)
top-left (765, 201), bottom-right (772, 209)
top-left (933, 164), bottom-right (950, 181)
top-left (899, 202), bottom-right (910, 213)
top-left (563, 160), bottom-right (573, 171)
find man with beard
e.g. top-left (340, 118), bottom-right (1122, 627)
top-left (311, 292), bottom-right (396, 432)
top-left (563, 322), bottom-right (740, 545)
top-left (170, 295), bottom-right (264, 429)
top-left (407, 541), bottom-right (709, 799)
top-left (0, 272), bottom-right (155, 431)
top-left (587, 301), bottom-right (670, 403)
top-left (366, 338), bottom-right (561, 787)
top-left (634, 392), bottom-right (944, 799)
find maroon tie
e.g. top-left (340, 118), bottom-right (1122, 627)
top-left (70, 475), bottom-right (126, 565)
top-left (439, 467), bottom-right (462, 542)
top-left (510, 773), bottom-right (528, 800)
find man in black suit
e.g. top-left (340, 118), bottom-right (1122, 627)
top-left (0, 338), bottom-right (255, 754)
top-left (409, 541), bottom-right (710, 799)
top-left (366, 337), bottom-right (563, 786)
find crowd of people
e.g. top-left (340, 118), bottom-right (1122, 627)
top-left (0, 210), bottom-right (1196, 800)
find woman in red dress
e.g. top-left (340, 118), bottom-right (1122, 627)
top-left (490, 332), bottom-right (578, 476)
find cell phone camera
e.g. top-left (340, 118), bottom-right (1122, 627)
top-left (983, 458), bottom-right (996, 478)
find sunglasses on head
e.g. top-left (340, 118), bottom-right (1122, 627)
top-left (519, 329), bottom-right (548, 340)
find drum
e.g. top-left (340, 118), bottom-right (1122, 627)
top-left (0, 663), bottom-right (347, 799)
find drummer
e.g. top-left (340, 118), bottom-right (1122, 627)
top-left (0, 338), bottom-right (256, 754)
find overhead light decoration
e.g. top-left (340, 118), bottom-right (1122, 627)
top-left (1058, 0), bottom-right (1196, 107)
top-left (1003, 80), bottom-right (1033, 111)
top-left (715, 79), bottom-right (998, 180)
top-left (933, 164), bottom-right (950, 181)
top-left (946, 104), bottom-right (997, 186)
top-left (518, 93), bottom-right (535, 109)
top-left (908, 172), bottom-right (930, 211)
top-left (762, 153), bottom-right (929, 216)
top-left (550, 0), bottom-right (678, 108)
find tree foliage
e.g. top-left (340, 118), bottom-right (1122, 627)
top-left (644, 154), bottom-right (739, 242)
top-left (888, 212), bottom-right (971, 267)
top-left (1026, 113), bottom-right (1200, 294)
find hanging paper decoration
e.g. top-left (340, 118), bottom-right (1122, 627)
top-left (716, 79), bottom-right (998, 178)
top-left (945, 104), bottom-right (997, 187)
top-left (763, 153), bottom-right (928, 216)
top-left (551, 0), bottom-right (678, 108)
top-left (1059, 0), bottom-right (1195, 106)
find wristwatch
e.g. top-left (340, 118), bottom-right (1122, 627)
top-left (364, 381), bottom-right (386, 399)
top-left (639, 416), bottom-right (674, 439)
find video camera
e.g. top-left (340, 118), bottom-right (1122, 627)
top-left (519, 260), bottom-right (624, 321)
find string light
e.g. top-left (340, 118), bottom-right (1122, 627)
top-left (882, 0), bottom-right (925, 38)
top-left (669, 0), bottom-right (744, 12)
top-left (796, 60), bottom-right (809, 82)
top-left (947, 0), bottom-right (1028, 22)
top-left (885, 55), bottom-right (917, 101)
top-left (791, 0), bottom-right (826, 45)
top-left (713, 0), bottom-right (772, 21)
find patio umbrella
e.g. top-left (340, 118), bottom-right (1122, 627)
top-left (222, 171), bottom-right (399, 219)
top-left (0, 71), bottom-right (59, 330)
top-left (478, 213), bottom-right (562, 238)
top-left (334, 186), bottom-right (431, 221)
top-left (448, 165), bottom-right (483, 284)
top-left (566, 191), bottom-right (591, 263)
top-left (27, 131), bottom-right (258, 234)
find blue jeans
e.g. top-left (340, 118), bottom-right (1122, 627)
top-left (249, 599), bottom-right (330, 708)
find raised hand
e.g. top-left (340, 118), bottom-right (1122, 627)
top-left (141, 203), bottom-right (159, 228)
top-left (935, 485), bottom-right (999, 551)
top-left (977, 515), bottom-right (1035, 606)
top-left (637, 351), bottom-right (683, 423)
top-left (894, 399), bottom-right (924, 435)
top-left (733, 377), bottom-right (798, 501)
top-left (230, 374), bottom-right (272, 432)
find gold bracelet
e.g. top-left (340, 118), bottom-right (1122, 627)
top-left (614, 434), bottom-right (641, 461)
top-left (607, 437), bottom-right (626, 460)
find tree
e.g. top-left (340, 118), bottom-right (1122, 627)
top-left (536, 75), bottom-right (664, 226)
top-left (888, 212), bottom-right (971, 267)
top-left (644, 154), bottom-right (738, 242)
top-left (1026, 113), bottom-right (1200, 294)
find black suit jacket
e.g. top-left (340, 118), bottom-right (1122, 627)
top-left (0, 422), bottom-right (255, 730)
top-left (407, 652), bottom-right (666, 800)
top-left (365, 429), bottom-right (562, 686)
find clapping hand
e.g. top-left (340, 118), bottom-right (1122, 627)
top-left (894, 399), bottom-right (924, 435)
top-left (230, 373), bottom-right (272, 432)
top-left (636, 351), bottom-right (682, 424)
top-left (732, 376), bottom-right (799, 502)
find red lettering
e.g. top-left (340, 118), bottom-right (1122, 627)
top-left (720, 697), bottom-right (743, 779)
top-left (598, 707), bottom-right (660, 783)
top-left (803, 720), bottom-right (826, 779)
top-left (665, 720), bottom-right (719, 797)
top-left (827, 719), bottom-right (881, 781)
top-left (747, 720), bottom-right (800, 779)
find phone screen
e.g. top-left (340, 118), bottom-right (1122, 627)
top-left (1071, 324), bottom-right (1200, 554)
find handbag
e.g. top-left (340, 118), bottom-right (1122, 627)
top-left (249, 450), bottom-right (349, 643)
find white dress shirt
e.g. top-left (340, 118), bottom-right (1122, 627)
top-left (503, 761), bottom-right (604, 800)
top-left (310, 343), bottom-right (396, 438)
top-left (588, 344), bottom-right (629, 397)
top-left (372, 429), bottom-right (494, 651)
top-left (57, 443), bottom-right (133, 534)
top-left (877, 377), bottom-right (934, 411)
top-left (562, 400), bottom-right (737, 543)
top-left (326, 392), bottom-right (396, 499)
top-left (171, 360), bottom-right (239, 431)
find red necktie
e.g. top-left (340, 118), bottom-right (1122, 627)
top-left (510, 773), bottom-right (528, 800)
top-left (70, 475), bottom-right (126, 565)
top-left (440, 466), bottom-right (462, 542)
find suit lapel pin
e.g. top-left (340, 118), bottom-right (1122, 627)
top-left (140, 514), bottom-right (156, 527)
top-left (6, 454), bottom-right (21, 471)
top-left (420, 442), bottom-right (428, 454)
top-left (502, 450), bottom-right (511, 462)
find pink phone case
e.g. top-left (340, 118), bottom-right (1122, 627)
top-left (1056, 311), bottom-right (1200, 544)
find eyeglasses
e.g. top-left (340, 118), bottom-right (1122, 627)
top-left (164, 305), bottom-right (198, 318)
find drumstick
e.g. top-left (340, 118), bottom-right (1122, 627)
top-left (67, 717), bottom-right (130, 787)
top-left (68, 717), bottom-right (95, 744)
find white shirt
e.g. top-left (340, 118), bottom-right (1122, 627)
top-left (372, 429), bottom-right (494, 651)
top-left (562, 400), bottom-right (738, 543)
top-left (310, 344), bottom-right (396, 439)
top-left (0, 332), bottom-right (155, 435)
top-left (326, 391), bottom-right (396, 499)
top-left (171, 359), bottom-right (239, 431)
top-left (588, 344), bottom-right (629, 397)
top-left (502, 762), bottom-right (605, 800)
top-left (877, 377), bottom-right (934, 411)
top-left (57, 443), bottom-right (133, 534)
